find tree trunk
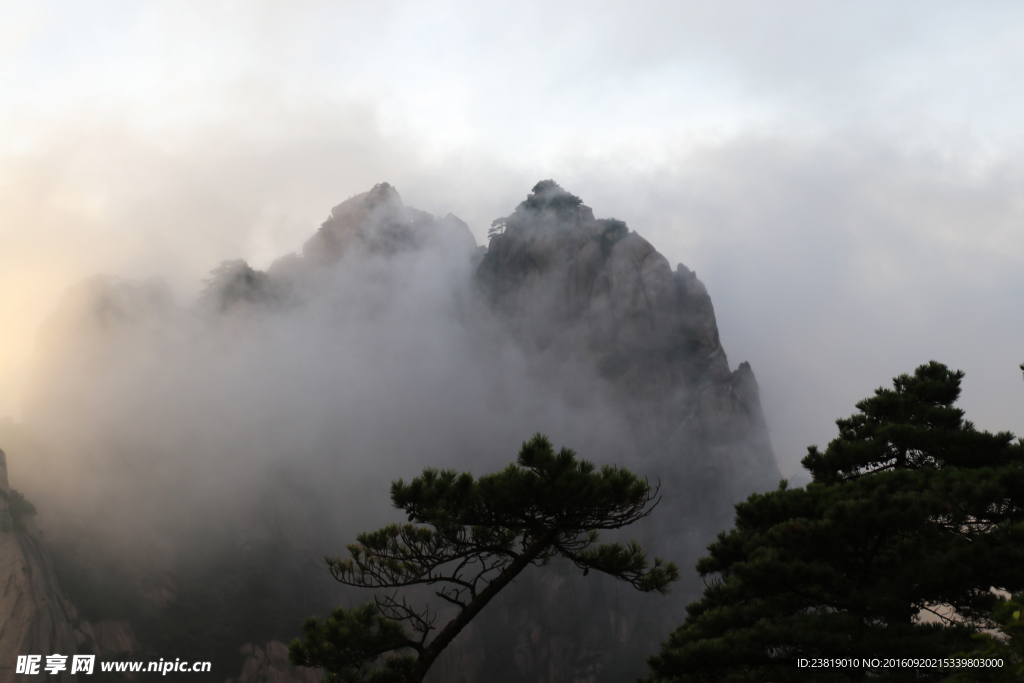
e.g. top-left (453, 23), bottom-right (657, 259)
top-left (406, 531), bottom-right (555, 682)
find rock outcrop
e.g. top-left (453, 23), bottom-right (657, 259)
top-left (478, 182), bottom-right (729, 400)
top-left (477, 181), bottom-right (778, 503)
top-left (200, 183), bottom-right (478, 313)
top-left (0, 448), bottom-right (79, 683)
top-left (301, 182), bottom-right (476, 264)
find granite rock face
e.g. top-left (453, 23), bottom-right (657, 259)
top-left (291, 180), bottom-right (778, 502)
top-left (477, 181), bottom-right (778, 502)
top-left (0, 449), bottom-right (80, 683)
top-left (301, 183), bottom-right (476, 265)
top-left (201, 182), bottom-right (478, 312)
top-left (478, 184), bottom-right (728, 394)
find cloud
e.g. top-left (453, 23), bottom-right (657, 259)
top-left (556, 136), bottom-right (1024, 476)
top-left (3, 0), bottom-right (1023, 501)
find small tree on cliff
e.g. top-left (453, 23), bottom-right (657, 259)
top-left (290, 434), bottom-right (679, 683)
top-left (644, 362), bottom-right (1024, 682)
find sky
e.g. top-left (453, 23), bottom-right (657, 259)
top-left (2, 0), bottom-right (1023, 479)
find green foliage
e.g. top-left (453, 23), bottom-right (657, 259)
top-left (519, 179), bottom-right (584, 216)
top-left (487, 218), bottom-right (506, 239)
top-left (6, 488), bottom-right (37, 531)
top-left (645, 362), bottom-right (1024, 683)
top-left (290, 603), bottom-right (414, 683)
top-left (292, 434), bottom-right (678, 682)
top-left (945, 592), bottom-right (1024, 682)
top-left (198, 259), bottom-right (276, 311)
top-left (802, 361), bottom-right (1016, 484)
top-left (488, 180), bottom-right (586, 237)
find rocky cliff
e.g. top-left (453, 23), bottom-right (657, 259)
top-left (301, 183), bottom-right (475, 264)
top-left (0, 448), bottom-right (79, 683)
top-left (477, 180), bottom-right (778, 505)
top-left (263, 179), bottom-right (778, 505)
top-left (3, 180), bottom-right (780, 683)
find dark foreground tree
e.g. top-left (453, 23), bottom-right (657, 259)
top-left (644, 362), bottom-right (1024, 682)
top-left (946, 591), bottom-right (1024, 682)
top-left (291, 434), bottom-right (679, 682)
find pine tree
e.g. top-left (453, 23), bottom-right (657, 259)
top-left (946, 592), bottom-right (1024, 682)
top-left (644, 362), bottom-right (1024, 682)
top-left (290, 434), bottom-right (679, 683)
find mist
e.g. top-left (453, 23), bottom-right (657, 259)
top-left (2, 2), bottom-right (1024, 677)
top-left (3, 178), bottom-right (738, 678)
top-left (4, 124), bottom-right (1022, 486)
top-left (4, 4), bottom-right (1024, 482)
top-left (7, 202), bottom-right (647, 564)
